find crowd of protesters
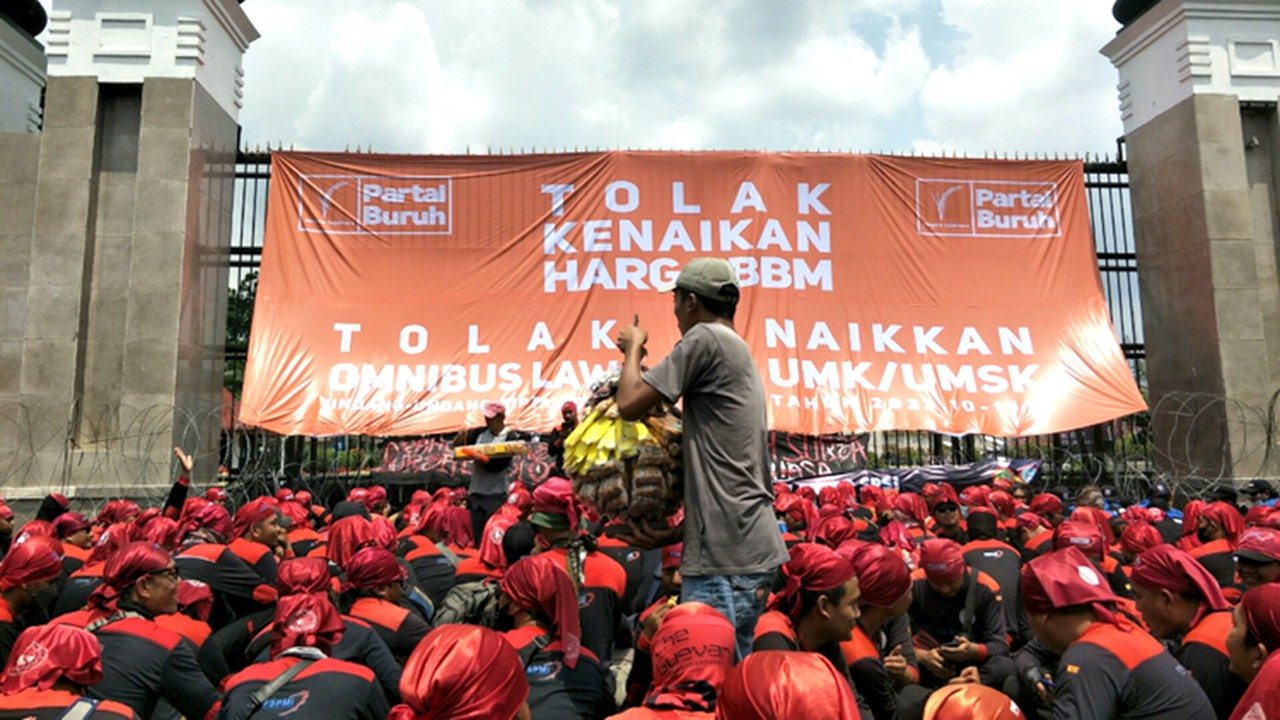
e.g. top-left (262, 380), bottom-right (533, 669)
top-left (0, 466), bottom-right (1276, 719)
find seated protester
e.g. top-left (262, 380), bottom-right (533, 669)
top-left (1011, 513), bottom-right (1053, 564)
top-left (1021, 546), bottom-right (1214, 719)
top-left (141, 517), bottom-right (180, 552)
top-left (624, 544), bottom-right (684, 707)
top-left (922, 684), bottom-right (1023, 720)
top-left (155, 580), bottom-right (215, 648)
top-left (95, 500), bottom-right (141, 529)
top-left (454, 507), bottom-right (520, 583)
top-left (388, 624), bottom-right (531, 720)
top-left (174, 503), bottom-right (278, 626)
top-left (218, 579), bottom-right (389, 720)
top-left (0, 536), bottom-right (64, 668)
top-left (1227, 583), bottom-right (1280, 720)
top-left (1234, 527), bottom-right (1280, 591)
top-left (715, 651), bottom-right (861, 720)
top-left (1007, 636), bottom-right (1060, 719)
top-left (813, 513), bottom-right (861, 549)
top-left (1130, 545), bottom-right (1245, 719)
top-left (609, 603), bottom-right (735, 720)
top-left (752, 544), bottom-right (867, 714)
top-left (1028, 494), bottom-right (1066, 530)
top-left (836, 541), bottom-right (930, 720)
top-left (0, 624), bottom-right (138, 720)
top-left (500, 554), bottom-right (616, 720)
top-left (33, 493), bottom-right (71, 524)
top-left (594, 523), bottom-right (647, 619)
top-left (961, 509), bottom-right (1029, 648)
top-left (987, 490), bottom-right (1018, 534)
top-left (53, 512), bottom-right (93, 576)
top-left (908, 539), bottom-right (1013, 690)
top-left (325, 513), bottom-right (377, 568)
top-left (893, 493), bottom-right (932, 545)
top-left (1053, 520), bottom-right (1131, 599)
top-left (342, 547), bottom-right (429, 662)
top-left (211, 558), bottom-right (402, 705)
top-left (432, 521), bottom-right (537, 629)
top-left (1118, 522), bottom-right (1164, 570)
top-left (1178, 500), bottom-right (1209, 551)
top-left (281, 500), bottom-right (323, 557)
top-left (58, 542), bottom-right (220, 720)
top-left (930, 494), bottom-right (968, 545)
top-left (776, 493), bottom-right (818, 544)
top-left (399, 503), bottom-right (474, 607)
top-left (53, 523), bottom-right (140, 617)
top-left (228, 498), bottom-right (285, 584)
top-left (1191, 501), bottom-right (1244, 590)
top-left (528, 478), bottom-right (627, 666)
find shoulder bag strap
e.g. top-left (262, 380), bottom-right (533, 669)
top-left (231, 658), bottom-right (316, 720)
top-left (56, 698), bottom-right (100, 720)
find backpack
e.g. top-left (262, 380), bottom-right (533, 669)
top-left (432, 578), bottom-right (501, 628)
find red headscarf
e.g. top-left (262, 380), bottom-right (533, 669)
top-left (88, 522), bottom-right (141, 565)
top-left (1201, 501), bottom-right (1244, 543)
top-left (927, 484), bottom-right (962, 512)
top-left (13, 521), bottom-right (55, 545)
top-left (774, 494), bottom-right (819, 539)
top-left (1028, 493), bottom-right (1064, 517)
top-left (715, 651), bottom-right (860, 720)
top-left (646, 603), bottom-right (735, 711)
top-left (344, 547), bottom-right (406, 592)
top-left (1070, 507), bottom-right (1115, 546)
top-left (1120, 522), bottom-right (1164, 557)
top-left (1053, 520), bottom-right (1105, 562)
top-left (271, 592), bottom-right (345, 659)
top-left (859, 485), bottom-right (885, 507)
top-left (1014, 513), bottom-right (1051, 533)
top-left (1130, 545), bottom-right (1229, 625)
top-left (1020, 547), bottom-right (1120, 623)
top-left (370, 515), bottom-right (398, 551)
top-left (205, 487), bottom-right (228, 502)
top-left (87, 541), bottom-right (173, 613)
top-left (839, 540), bottom-right (911, 608)
top-left (478, 511), bottom-right (519, 570)
top-left (0, 624), bottom-right (103, 694)
top-left (1240, 583), bottom-right (1280, 651)
top-left (894, 493), bottom-right (930, 526)
top-left (988, 491), bottom-right (1016, 518)
top-left (813, 514), bottom-right (857, 548)
top-left (327, 515), bottom-right (376, 568)
top-left (878, 520), bottom-right (917, 557)
top-left (142, 517), bottom-right (180, 550)
top-left (277, 557), bottom-right (332, 595)
top-left (427, 506), bottom-right (474, 550)
top-left (919, 539), bottom-right (966, 584)
top-left (923, 684), bottom-right (1024, 719)
top-left (178, 502), bottom-right (232, 543)
top-left (500, 554), bottom-right (581, 668)
top-left (53, 512), bottom-right (91, 539)
top-left (278, 501), bottom-right (311, 530)
top-left (959, 486), bottom-right (991, 509)
top-left (834, 482), bottom-right (859, 510)
top-left (366, 486), bottom-right (388, 513)
top-left (531, 477), bottom-right (587, 532)
top-left (1182, 500), bottom-right (1208, 539)
top-left (1245, 504), bottom-right (1274, 528)
top-left (388, 625), bottom-right (529, 720)
top-left (795, 486), bottom-right (818, 504)
top-left (0, 535), bottom-right (63, 592)
top-left (0, 503), bottom-right (12, 521)
top-left (506, 486), bottom-right (532, 515)
top-left (767, 543), bottom-right (856, 624)
top-left (232, 498), bottom-right (278, 539)
top-left (96, 500), bottom-right (141, 526)
top-left (133, 508), bottom-right (161, 530)
top-left (177, 580), bottom-right (215, 622)
top-left (295, 490), bottom-right (313, 506)
top-left (818, 486), bottom-right (840, 508)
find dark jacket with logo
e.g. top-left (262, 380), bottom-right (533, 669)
top-left (217, 652), bottom-right (389, 720)
top-left (505, 626), bottom-right (615, 720)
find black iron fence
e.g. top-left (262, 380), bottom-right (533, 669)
top-left (221, 150), bottom-right (1150, 502)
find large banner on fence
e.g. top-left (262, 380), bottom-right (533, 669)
top-left (240, 151), bottom-right (1145, 437)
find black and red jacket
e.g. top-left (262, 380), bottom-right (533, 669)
top-left (1188, 538), bottom-right (1237, 589)
top-left (543, 546), bottom-right (627, 663)
top-left (1052, 620), bottom-right (1214, 719)
top-left (908, 569), bottom-right (1008, 662)
top-left (345, 596), bottom-right (429, 661)
top-left (594, 536), bottom-right (647, 615)
top-left (56, 609), bottom-right (220, 720)
top-left (753, 611), bottom-right (873, 718)
top-left (0, 689), bottom-right (139, 719)
top-left (0, 596), bottom-right (19, 671)
top-left (961, 538), bottom-right (1028, 646)
top-left (504, 626), bottom-right (615, 720)
top-left (1175, 610), bottom-right (1247, 719)
top-left (176, 542), bottom-right (278, 625)
top-left (227, 537), bottom-right (280, 585)
top-left (398, 535), bottom-right (470, 607)
top-left (217, 649), bottom-right (389, 720)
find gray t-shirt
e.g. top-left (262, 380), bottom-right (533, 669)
top-left (643, 322), bottom-right (788, 576)
top-left (468, 428), bottom-right (510, 495)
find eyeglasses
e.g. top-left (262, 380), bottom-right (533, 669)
top-left (147, 567), bottom-right (180, 581)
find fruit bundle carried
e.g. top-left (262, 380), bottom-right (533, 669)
top-left (563, 369), bottom-right (683, 522)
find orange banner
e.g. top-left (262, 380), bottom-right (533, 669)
top-left (239, 151), bottom-right (1145, 437)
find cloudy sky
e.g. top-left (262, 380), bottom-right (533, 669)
top-left (220, 0), bottom-right (1126, 158)
top-left (34, 0), bottom-right (1127, 155)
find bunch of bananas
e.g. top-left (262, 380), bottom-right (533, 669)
top-left (562, 398), bottom-right (652, 476)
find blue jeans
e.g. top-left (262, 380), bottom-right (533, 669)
top-left (681, 571), bottom-right (776, 660)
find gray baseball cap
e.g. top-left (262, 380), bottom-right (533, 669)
top-left (660, 257), bottom-right (740, 299)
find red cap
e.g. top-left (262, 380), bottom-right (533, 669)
top-left (767, 543), bottom-right (856, 623)
top-left (344, 547), bottom-right (406, 592)
top-left (274, 489), bottom-right (295, 503)
top-left (715, 651), bottom-right (860, 720)
top-left (500, 554), bottom-right (581, 668)
top-left (1, 624), bottom-right (102, 694)
top-left (389, 624), bottom-right (528, 720)
top-left (0, 535), bottom-right (63, 592)
top-left (647, 603), bottom-right (735, 711)
top-left (1029, 493), bottom-right (1064, 516)
top-left (662, 543), bottom-right (684, 570)
top-left (839, 540), bottom-right (910, 608)
top-left (1236, 527), bottom-right (1280, 563)
top-left (919, 539), bottom-right (966, 584)
top-left (1020, 547), bottom-right (1119, 618)
top-left (923, 684), bottom-right (1024, 720)
top-left (1130, 545), bottom-right (1229, 622)
top-left (1053, 520), bottom-right (1105, 561)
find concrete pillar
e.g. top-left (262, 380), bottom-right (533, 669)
top-left (1103, 0), bottom-right (1280, 481)
top-left (0, 0), bottom-right (257, 501)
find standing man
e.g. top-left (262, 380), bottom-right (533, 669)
top-left (454, 400), bottom-right (522, 542)
top-left (614, 257), bottom-right (789, 659)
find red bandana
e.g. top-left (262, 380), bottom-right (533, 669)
top-left (1020, 547), bottom-right (1119, 621)
top-left (715, 651), bottom-right (860, 719)
top-left (1130, 545), bottom-right (1229, 624)
top-left (500, 554), bottom-right (581, 668)
top-left (87, 541), bottom-right (172, 613)
top-left (919, 539), bottom-right (966, 584)
top-left (1028, 493), bottom-right (1063, 517)
top-left (52, 512), bottom-right (91, 539)
top-left (767, 543), bottom-right (856, 624)
top-left (1053, 520), bottom-right (1105, 561)
top-left (838, 540), bottom-right (910, 608)
top-left (532, 477), bottom-right (586, 531)
top-left (344, 547), bottom-right (406, 592)
top-left (924, 684), bottom-right (1024, 719)
top-left (327, 515), bottom-right (376, 568)
top-left (271, 592), bottom-right (345, 658)
top-left (646, 603), bottom-right (735, 711)
top-left (388, 625), bottom-right (529, 720)
top-left (232, 498), bottom-right (278, 539)
top-left (1119, 522), bottom-right (1163, 557)
top-left (0, 535), bottom-right (63, 592)
top-left (1201, 501), bottom-right (1244, 543)
top-left (88, 522), bottom-right (141, 565)
top-left (478, 511), bottom-right (519, 570)
top-left (1241, 583), bottom-right (1280, 651)
top-left (1, 624), bottom-right (102, 694)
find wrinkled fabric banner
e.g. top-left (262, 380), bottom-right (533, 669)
top-left (240, 151), bottom-right (1145, 437)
